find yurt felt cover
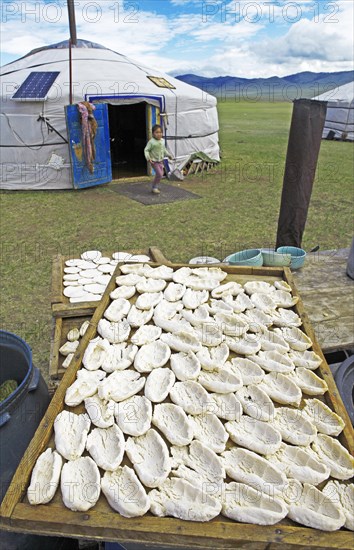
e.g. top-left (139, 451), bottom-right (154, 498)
top-left (0, 40), bottom-right (219, 190)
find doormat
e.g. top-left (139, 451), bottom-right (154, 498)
top-left (108, 181), bottom-right (201, 205)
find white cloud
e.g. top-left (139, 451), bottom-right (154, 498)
top-left (0, 0), bottom-right (353, 77)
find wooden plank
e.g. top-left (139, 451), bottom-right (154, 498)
top-left (2, 503), bottom-right (352, 549)
top-left (2, 262), bottom-right (353, 548)
top-left (148, 247), bottom-right (171, 265)
top-left (51, 254), bottom-right (63, 305)
top-left (48, 316), bottom-right (62, 379)
top-left (284, 267), bottom-right (354, 453)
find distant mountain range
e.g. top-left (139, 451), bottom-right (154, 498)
top-left (175, 71), bottom-right (354, 100)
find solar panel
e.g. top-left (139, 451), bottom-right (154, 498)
top-left (12, 72), bottom-right (60, 101)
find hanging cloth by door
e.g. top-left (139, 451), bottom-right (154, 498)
top-left (77, 101), bottom-right (98, 173)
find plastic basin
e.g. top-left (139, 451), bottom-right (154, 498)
top-left (225, 249), bottom-right (263, 267)
top-left (261, 248), bottom-right (292, 267)
top-left (276, 246), bottom-right (306, 269)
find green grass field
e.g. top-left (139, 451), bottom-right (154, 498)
top-left (1, 101), bottom-right (353, 380)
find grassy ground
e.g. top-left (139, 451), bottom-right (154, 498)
top-left (1, 101), bottom-right (353, 381)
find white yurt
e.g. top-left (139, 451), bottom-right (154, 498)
top-left (313, 81), bottom-right (354, 142)
top-left (0, 39), bottom-right (220, 190)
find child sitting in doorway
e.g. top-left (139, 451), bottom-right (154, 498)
top-left (144, 124), bottom-right (173, 194)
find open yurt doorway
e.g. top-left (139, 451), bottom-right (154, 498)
top-left (108, 102), bottom-right (148, 179)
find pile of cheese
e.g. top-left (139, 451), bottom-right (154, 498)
top-left (29, 265), bottom-right (354, 531)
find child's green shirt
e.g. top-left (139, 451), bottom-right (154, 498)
top-left (144, 138), bottom-right (172, 162)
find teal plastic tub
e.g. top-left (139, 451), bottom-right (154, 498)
top-left (261, 248), bottom-right (292, 267)
top-left (225, 249), bottom-right (263, 267)
top-left (276, 246), bottom-right (306, 269)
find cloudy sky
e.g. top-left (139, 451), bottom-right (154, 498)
top-left (1, 0), bottom-right (353, 77)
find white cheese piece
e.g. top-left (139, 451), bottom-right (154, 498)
top-left (189, 413), bottom-right (228, 453)
top-left (125, 429), bottom-right (171, 488)
top-left (288, 350), bottom-right (322, 370)
top-left (98, 370), bottom-right (145, 402)
top-left (134, 340), bottom-right (171, 372)
top-left (27, 448), bottom-right (63, 505)
top-left (204, 392), bottom-right (243, 421)
top-left (222, 481), bottom-right (288, 525)
top-left (161, 330), bottom-right (202, 353)
top-left (65, 369), bottom-right (106, 407)
top-left (67, 328), bottom-right (80, 342)
top-left (322, 480), bottom-right (354, 531)
top-left (194, 323), bottom-right (224, 347)
top-left (135, 291), bottom-right (163, 310)
top-left (289, 367), bottom-right (328, 395)
top-left (82, 336), bottom-right (111, 370)
top-left (244, 281), bottom-right (275, 295)
top-left (172, 440), bottom-right (225, 490)
top-left (59, 340), bottom-right (79, 356)
top-left (147, 265), bottom-right (174, 280)
top-left (154, 299), bottom-right (183, 319)
top-left (101, 466), bottom-right (150, 518)
top-left (182, 288), bottom-right (209, 309)
top-left (110, 285), bottom-right (136, 300)
top-left (62, 353), bottom-right (74, 369)
top-left (163, 282), bottom-right (186, 302)
top-left (302, 398), bottom-right (345, 436)
top-left (84, 393), bottom-right (115, 428)
top-left (250, 350), bottom-right (295, 373)
top-left (115, 395), bottom-right (152, 436)
top-left (119, 263), bottom-right (150, 275)
top-left (149, 478), bottom-right (221, 521)
top-left (61, 456), bottom-right (100, 512)
top-left (222, 447), bottom-right (287, 495)
top-left (196, 343), bottom-right (229, 372)
top-left (225, 416), bottom-right (282, 455)
top-left (288, 483), bottom-right (345, 531)
top-left (115, 273), bottom-right (143, 286)
top-left (79, 320), bottom-right (90, 336)
top-left (136, 278), bottom-right (167, 293)
top-left (225, 335), bottom-right (261, 355)
top-left (101, 342), bottom-right (138, 372)
top-left (104, 298), bottom-right (131, 322)
top-left (144, 368), bottom-right (176, 403)
top-left (276, 326), bottom-right (312, 351)
top-left (311, 434), bottom-right (354, 480)
top-left (208, 298), bottom-right (234, 315)
top-left (127, 305), bottom-right (154, 328)
top-left (153, 314), bottom-right (192, 334)
top-left (272, 407), bottom-right (317, 446)
top-left (169, 380), bottom-right (210, 415)
top-left (181, 305), bottom-right (212, 327)
top-left (273, 290), bottom-right (299, 308)
top-left (170, 351), bottom-right (201, 381)
top-left (250, 292), bottom-right (277, 313)
top-left (97, 318), bottom-right (130, 344)
top-left (236, 384), bottom-right (274, 422)
top-left (259, 329), bottom-right (290, 353)
top-left (86, 424), bottom-right (125, 470)
top-left (211, 281), bottom-right (243, 298)
top-left (266, 442), bottom-right (330, 485)
top-left (230, 357), bottom-right (264, 385)
top-left (223, 292), bottom-right (255, 312)
top-left (198, 364), bottom-right (243, 394)
top-left (152, 403), bottom-right (194, 446)
top-left (131, 324), bottom-right (162, 346)
top-left (214, 312), bottom-right (249, 337)
top-left (272, 308), bottom-right (302, 328)
top-left (54, 410), bottom-right (91, 461)
top-left (259, 371), bottom-right (302, 406)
